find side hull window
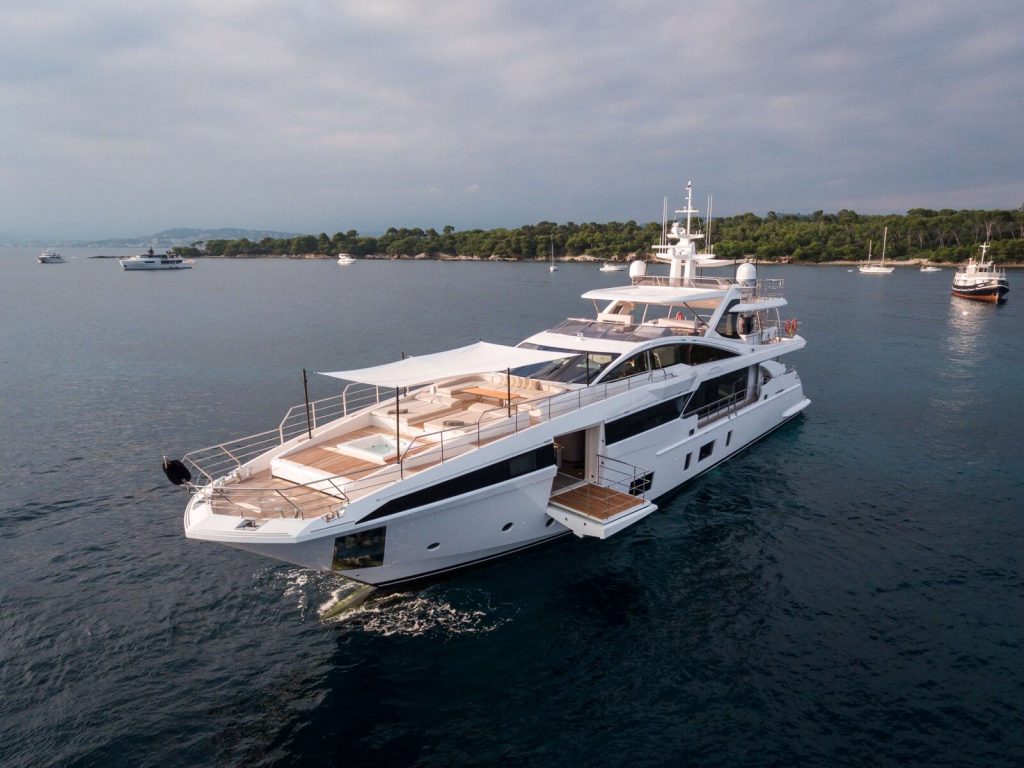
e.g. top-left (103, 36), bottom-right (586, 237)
top-left (605, 395), bottom-right (688, 444)
top-left (683, 368), bottom-right (750, 418)
top-left (362, 445), bottom-right (556, 522)
top-left (602, 350), bottom-right (651, 382)
top-left (333, 527), bottom-right (386, 570)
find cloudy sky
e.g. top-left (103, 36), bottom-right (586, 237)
top-left (2, 0), bottom-right (1022, 240)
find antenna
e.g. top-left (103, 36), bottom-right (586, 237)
top-left (705, 194), bottom-right (713, 253)
top-left (661, 196), bottom-right (668, 248)
top-left (685, 181), bottom-right (693, 236)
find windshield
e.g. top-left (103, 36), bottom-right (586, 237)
top-left (514, 344), bottom-right (618, 384)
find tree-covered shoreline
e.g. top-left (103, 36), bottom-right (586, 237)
top-left (173, 207), bottom-right (1024, 264)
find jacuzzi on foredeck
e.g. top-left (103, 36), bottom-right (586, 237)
top-left (331, 433), bottom-right (411, 465)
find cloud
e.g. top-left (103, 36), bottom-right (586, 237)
top-left (0, 0), bottom-right (1022, 239)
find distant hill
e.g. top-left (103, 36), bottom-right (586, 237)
top-left (79, 228), bottom-right (298, 248)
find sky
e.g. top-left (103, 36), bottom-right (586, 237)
top-left (2, 0), bottom-right (1023, 240)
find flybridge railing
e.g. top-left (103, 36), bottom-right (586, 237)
top-left (181, 368), bottom-right (677, 503)
top-left (632, 275), bottom-right (785, 300)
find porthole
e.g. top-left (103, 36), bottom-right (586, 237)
top-left (545, 518), bottom-right (555, 527)
top-left (501, 522), bottom-right (514, 532)
top-left (427, 542), bottom-right (440, 550)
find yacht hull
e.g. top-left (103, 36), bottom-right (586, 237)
top-left (185, 376), bottom-right (809, 587)
top-left (951, 282), bottom-right (1008, 303)
top-left (120, 262), bottom-right (192, 270)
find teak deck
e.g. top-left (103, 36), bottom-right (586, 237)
top-left (204, 385), bottom-right (555, 520)
top-left (550, 483), bottom-right (643, 520)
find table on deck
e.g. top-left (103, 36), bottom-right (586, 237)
top-left (458, 386), bottom-right (525, 408)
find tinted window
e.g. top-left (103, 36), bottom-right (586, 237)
top-left (651, 344), bottom-right (686, 369)
top-left (605, 395), bottom-right (687, 444)
top-left (699, 441), bottom-right (715, 461)
top-left (603, 350), bottom-right (650, 382)
top-left (688, 344), bottom-right (738, 365)
top-left (332, 526), bottom-right (386, 570)
top-left (362, 445), bottom-right (556, 521)
top-left (683, 368), bottom-right (749, 417)
top-left (514, 344), bottom-right (615, 384)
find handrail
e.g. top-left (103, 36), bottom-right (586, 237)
top-left (631, 275), bottom-right (785, 300)
top-left (394, 367), bottom-right (674, 467)
top-left (550, 454), bottom-right (652, 520)
top-left (183, 367), bottom-right (677, 519)
top-left (690, 388), bottom-right (750, 426)
top-left (596, 453), bottom-right (651, 500)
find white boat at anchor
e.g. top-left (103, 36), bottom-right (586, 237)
top-left (337, 253), bottom-right (356, 265)
top-left (859, 227), bottom-right (894, 274)
top-left (168, 181), bottom-right (810, 587)
top-left (599, 263), bottom-right (625, 272)
top-left (119, 248), bottom-right (193, 270)
top-left (37, 248), bottom-right (65, 264)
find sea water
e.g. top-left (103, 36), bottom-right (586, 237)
top-left (1, 251), bottom-right (1022, 767)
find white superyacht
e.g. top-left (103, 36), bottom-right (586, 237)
top-left (169, 182), bottom-right (810, 586)
top-left (120, 248), bottom-right (193, 270)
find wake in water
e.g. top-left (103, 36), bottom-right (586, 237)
top-left (269, 567), bottom-right (518, 637)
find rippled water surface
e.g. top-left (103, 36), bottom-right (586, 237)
top-left (1, 251), bottom-right (1021, 767)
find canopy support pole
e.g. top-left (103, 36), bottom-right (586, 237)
top-left (507, 368), bottom-right (512, 418)
top-left (302, 368), bottom-right (312, 439)
top-left (396, 353), bottom-right (405, 470)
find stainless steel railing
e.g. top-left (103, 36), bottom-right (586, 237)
top-left (631, 275), bottom-right (785, 300)
top-left (596, 454), bottom-right (652, 501)
top-left (690, 388), bottom-right (751, 426)
top-left (181, 367), bottom-right (677, 510)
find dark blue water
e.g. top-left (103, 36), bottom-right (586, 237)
top-left (1, 251), bottom-right (1022, 767)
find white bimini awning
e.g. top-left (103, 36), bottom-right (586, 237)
top-left (581, 284), bottom-right (729, 305)
top-left (317, 341), bottom-right (574, 389)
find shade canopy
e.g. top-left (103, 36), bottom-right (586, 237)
top-left (581, 284), bottom-right (729, 305)
top-left (317, 341), bottom-right (574, 388)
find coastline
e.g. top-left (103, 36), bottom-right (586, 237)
top-left (82, 252), bottom-right (1024, 268)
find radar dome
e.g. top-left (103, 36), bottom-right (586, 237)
top-left (736, 262), bottom-right (757, 285)
top-left (628, 261), bottom-right (647, 279)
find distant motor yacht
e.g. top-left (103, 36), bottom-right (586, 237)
top-left (920, 265), bottom-right (942, 272)
top-left (169, 181), bottom-right (810, 587)
top-left (951, 243), bottom-right (1008, 303)
top-left (337, 253), bottom-right (356, 265)
top-left (119, 248), bottom-right (193, 271)
top-left (37, 248), bottom-right (65, 264)
top-left (599, 263), bottom-right (625, 272)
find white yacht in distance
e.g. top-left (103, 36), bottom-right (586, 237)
top-left (119, 248), bottom-right (193, 270)
top-left (599, 263), bottom-right (625, 272)
top-left (167, 181), bottom-right (810, 587)
top-left (38, 248), bottom-right (65, 264)
top-left (337, 253), bottom-right (356, 265)
top-left (859, 227), bottom-right (894, 274)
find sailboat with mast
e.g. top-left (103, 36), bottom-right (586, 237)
top-left (859, 227), bottom-right (894, 274)
top-left (549, 237), bottom-right (557, 272)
